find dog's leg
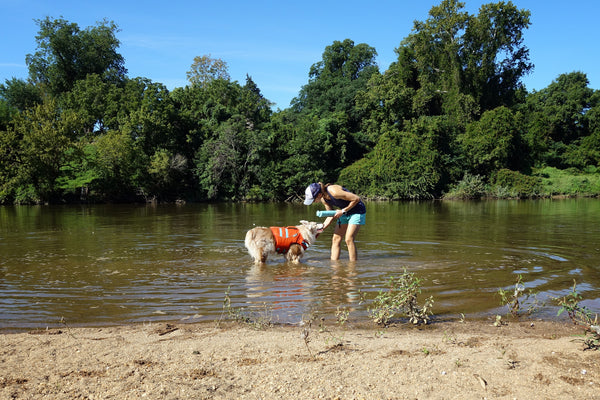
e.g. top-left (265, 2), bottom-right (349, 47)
top-left (286, 244), bottom-right (303, 264)
top-left (259, 247), bottom-right (269, 263)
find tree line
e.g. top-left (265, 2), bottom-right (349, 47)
top-left (1, 0), bottom-right (599, 205)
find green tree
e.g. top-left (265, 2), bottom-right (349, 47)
top-left (61, 74), bottom-right (113, 134)
top-left (339, 116), bottom-right (458, 199)
top-left (385, 0), bottom-right (531, 120)
top-left (1, 98), bottom-right (81, 203)
top-left (172, 77), bottom-right (273, 200)
top-left (522, 72), bottom-right (597, 168)
top-left (292, 39), bottom-right (379, 120)
top-left (458, 106), bottom-right (526, 176)
top-left (525, 72), bottom-right (594, 145)
top-left (0, 100), bottom-right (12, 132)
top-left (0, 78), bottom-right (43, 111)
top-left (186, 54), bottom-right (230, 87)
top-left (26, 17), bottom-right (126, 96)
top-left (355, 67), bottom-right (416, 145)
top-left (461, 1), bottom-right (532, 110)
top-left (120, 79), bottom-right (176, 154)
top-left (56, 143), bottom-right (101, 201)
top-left (92, 131), bottom-right (144, 201)
top-left (577, 96), bottom-right (600, 166)
top-left (397, 0), bottom-right (470, 117)
top-left (289, 39), bottom-right (380, 172)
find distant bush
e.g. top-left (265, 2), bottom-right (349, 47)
top-left (490, 169), bottom-right (542, 198)
top-left (443, 173), bottom-right (487, 200)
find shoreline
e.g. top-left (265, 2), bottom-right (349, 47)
top-left (2, 318), bottom-right (598, 399)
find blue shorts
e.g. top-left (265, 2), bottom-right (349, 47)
top-left (337, 213), bottom-right (366, 226)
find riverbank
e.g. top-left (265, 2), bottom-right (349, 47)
top-left (2, 319), bottom-right (598, 399)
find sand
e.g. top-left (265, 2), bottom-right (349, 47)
top-left (1, 318), bottom-right (599, 399)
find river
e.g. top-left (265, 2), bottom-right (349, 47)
top-left (1, 199), bottom-right (598, 330)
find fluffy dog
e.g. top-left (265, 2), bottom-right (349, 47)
top-left (245, 220), bottom-right (322, 264)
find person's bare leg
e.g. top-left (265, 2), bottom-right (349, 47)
top-left (331, 224), bottom-right (346, 260)
top-left (345, 224), bottom-right (361, 261)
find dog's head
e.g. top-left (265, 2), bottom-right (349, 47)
top-left (298, 220), bottom-right (324, 243)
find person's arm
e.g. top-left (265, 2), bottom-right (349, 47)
top-left (319, 197), bottom-right (335, 229)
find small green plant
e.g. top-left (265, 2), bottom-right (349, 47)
top-left (555, 280), bottom-right (600, 350)
top-left (324, 306), bottom-right (350, 346)
top-left (368, 270), bottom-right (434, 326)
top-left (335, 306), bottom-right (349, 327)
top-left (556, 280), bottom-right (596, 325)
top-left (497, 274), bottom-right (541, 318)
top-left (313, 306), bottom-right (351, 349)
top-left (443, 331), bottom-right (457, 344)
top-left (219, 287), bottom-right (274, 330)
top-left (493, 314), bottom-right (505, 327)
top-left (300, 311), bottom-right (317, 359)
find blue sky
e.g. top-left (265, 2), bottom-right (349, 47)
top-left (1, 0), bottom-right (598, 110)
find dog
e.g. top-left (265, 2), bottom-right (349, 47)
top-left (245, 220), bottom-right (323, 264)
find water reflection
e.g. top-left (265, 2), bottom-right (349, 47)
top-left (1, 199), bottom-right (599, 329)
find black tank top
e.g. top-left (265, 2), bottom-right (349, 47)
top-left (325, 187), bottom-right (366, 215)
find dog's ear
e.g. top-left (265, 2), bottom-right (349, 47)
top-left (299, 220), bottom-right (309, 225)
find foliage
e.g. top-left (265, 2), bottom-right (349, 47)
top-left (26, 17), bottom-right (126, 96)
top-left (292, 39), bottom-right (378, 117)
top-left (524, 72), bottom-right (595, 146)
top-left (368, 270), bottom-right (434, 326)
top-left (219, 287), bottom-right (274, 330)
top-left (534, 166), bottom-right (600, 197)
top-left (186, 54), bottom-right (230, 87)
top-left (443, 173), bottom-right (487, 200)
top-left (340, 116), bottom-right (458, 199)
top-left (490, 169), bottom-right (542, 198)
top-left (0, 98), bottom-right (81, 203)
top-left (497, 274), bottom-right (541, 318)
top-left (1, 8), bottom-right (600, 204)
top-left (0, 78), bottom-right (43, 112)
top-left (458, 106), bottom-right (527, 176)
top-left (554, 281), bottom-right (600, 350)
top-left (391, 0), bottom-right (531, 119)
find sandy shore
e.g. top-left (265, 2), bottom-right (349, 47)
top-left (1, 318), bottom-right (599, 399)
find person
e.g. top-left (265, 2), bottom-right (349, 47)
top-left (304, 182), bottom-right (366, 261)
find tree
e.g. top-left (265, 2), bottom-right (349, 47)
top-left (241, 75), bottom-right (273, 129)
top-left (291, 39), bottom-right (379, 119)
top-left (171, 77), bottom-right (273, 200)
top-left (60, 74), bottom-right (113, 134)
top-left (458, 106), bottom-right (526, 176)
top-left (387, 0), bottom-right (531, 119)
top-left (186, 55), bottom-right (230, 87)
top-left (339, 116), bottom-right (459, 199)
top-left (0, 78), bottom-right (43, 111)
top-left (195, 115), bottom-right (254, 200)
top-left (26, 17), bottom-right (126, 96)
top-left (92, 131), bottom-right (144, 201)
top-left (461, 1), bottom-right (532, 110)
top-left (1, 98), bottom-right (82, 203)
top-left (521, 72), bottom-right (597, 168)
top-left (289, 39), bottom-right (379, 172)
top-left (525, 72), bottom-right (594, 145)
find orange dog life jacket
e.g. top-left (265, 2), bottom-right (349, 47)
top-left (270, 227), bottom-right (309, 254)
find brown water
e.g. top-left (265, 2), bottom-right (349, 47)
top-left (1, 199), bottom-right (599, 329)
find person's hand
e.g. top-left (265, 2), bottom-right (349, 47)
top-left (334, 209), bottom-right (344, 218)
